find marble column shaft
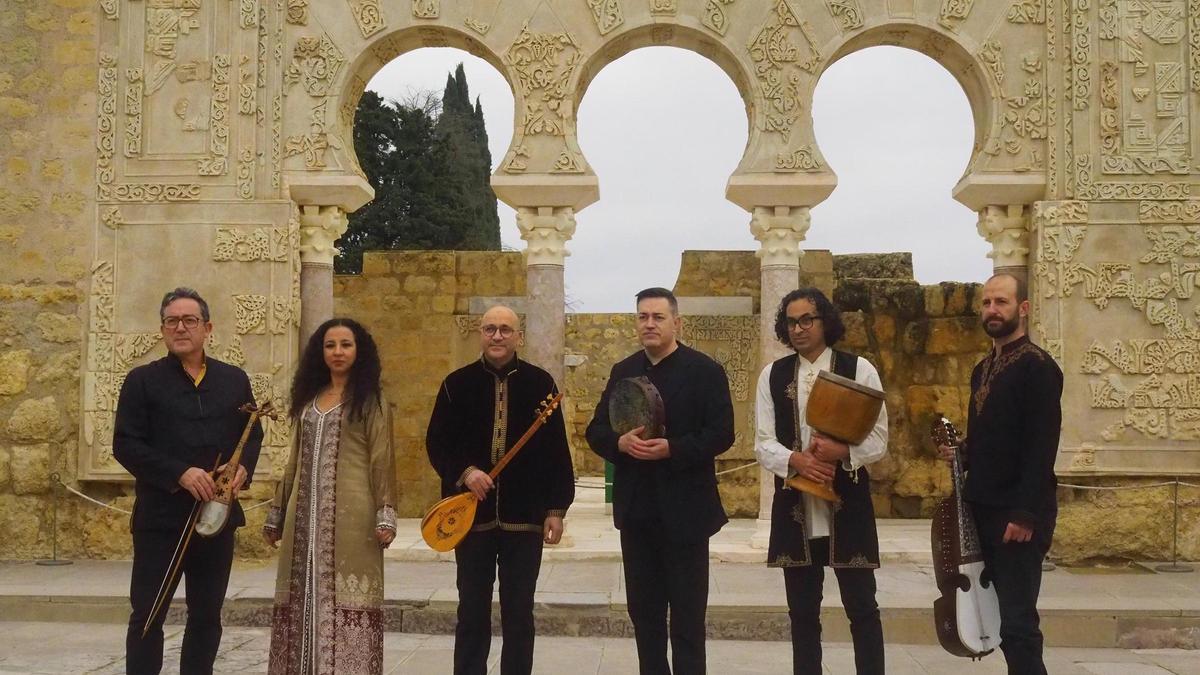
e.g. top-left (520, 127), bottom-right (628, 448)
top-left (516, 206), bottom-right (577, 386)
top-left (749, 206), bottom-right (811, 549)
top-left (298, 205), bottom-right (348, 346)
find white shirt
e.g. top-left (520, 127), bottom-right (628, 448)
top-left (754, 347), bottom-right (889, 538)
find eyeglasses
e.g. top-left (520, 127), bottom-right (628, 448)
top-left (162, 315), bottom-right (203, 330)
top-left (786, 314), bottom-right (822, 331)
top-left (481, 325), bottom-right (515, 338)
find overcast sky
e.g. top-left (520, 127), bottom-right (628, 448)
top-left (368, 46), bottom-right (991, 312)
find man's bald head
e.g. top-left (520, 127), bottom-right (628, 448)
top-left (985, 273), bottom-right (1027, 304)
top-left (479, 305), bottom-right (521, 368)
top-left (481, 305), bottom-right (520, 330)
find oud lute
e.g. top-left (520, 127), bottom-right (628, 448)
top-left (421, 392), bottom-right (563, 552)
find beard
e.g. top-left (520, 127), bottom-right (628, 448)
top-left (983, 313), bottom-right (1020, 338)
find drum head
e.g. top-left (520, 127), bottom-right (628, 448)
top-left (815, 369), bottom-right (884, 399)
top-left (608, 376), bottom-right (666, 439)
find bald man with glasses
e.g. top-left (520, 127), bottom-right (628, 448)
top-left (426, 305), bottom-right (575, 675)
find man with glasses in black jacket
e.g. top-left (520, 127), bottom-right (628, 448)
top-left (114, 287), bottom-right (262, 675)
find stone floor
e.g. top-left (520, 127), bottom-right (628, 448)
top-left (0, 622), bottom-right (1196, 674)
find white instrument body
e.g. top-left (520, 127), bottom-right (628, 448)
top-left (195, 500), bottom-right (231, 537)
top-left (953, 560), bottom-right (1002, 655)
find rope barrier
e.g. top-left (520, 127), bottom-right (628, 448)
top-left (57, 477), bottom-right (271, 514)
top-left (59, 482), bottom-right (131, 514)
top-left (716, 461), bottom-right (761, 477)
top-left (1058, 481), bottom-right (1180, 491)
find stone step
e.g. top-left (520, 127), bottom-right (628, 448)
top-left (387, 516), bottom-right (935, 564)
top-left (1, 593), bottom-right (1195, 649)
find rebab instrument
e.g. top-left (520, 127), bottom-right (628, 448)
top-left (930, 414), bottom-right (1001, 659)
top-left (420, 392), bottom-right (563, 552)
top-left (142, 401), bottom-right (272, 636)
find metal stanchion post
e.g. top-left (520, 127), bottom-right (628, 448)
top-left (1155, 479), bottom-right (1193, 573)
top-left (37, 473), bottom-right (73, 567)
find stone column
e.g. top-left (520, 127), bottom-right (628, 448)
top-left (516, 206), bottom-right (577, 386)
top-left (976, 204), bottom-right (1032, 283)
top-left (749, 206), bottom-right (811, 549)
top-left (288, 174), bottom-right (373, 345)
top-left (297, 205), bottom-right (348, 344)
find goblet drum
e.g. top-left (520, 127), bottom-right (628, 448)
top-left (806, 370), bottom-right (884, 445)
top-left (784, 370), bottom-right (885, 504)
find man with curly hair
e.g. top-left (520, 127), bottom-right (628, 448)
top-left (754, 287), bottom-right (888, 675)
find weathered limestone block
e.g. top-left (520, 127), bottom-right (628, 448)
top-left (34, 311), bottom-right (80, 344)
top-left (34, 349), bottom-right (77, 384)
top-left (924, 283), bottom-right (980, 317)
top-left (925, 317), bottom-right (990, 355)
top-left (0, 494), bottom-right (48, 558)
top-left (1052, 482), bottom-right (1199, 564)
top-left (675, 251), bottom-right (760, 306)
top-left (9, 443), bottom-right (50, 494)
top-left (905, 385), bottom-right (967, 430)
top-left (835, 279), bottom-right (924, 320)
top-left (840, 311), bottom-right (869, 350)
top-left (78, 494), bottom-right (136, 560)
top-left (0, 443), bottom-right (10, 488)
top-left (892, 458), bottom-right (951, 498)
top-left (6, 396), bottom-right (62, 442)
top-left (0, 348), bottom-right (31, 395)
top-left (834, 253), bottom-right (914, 281)
top-left (872, 314), bottom-right (896, 345)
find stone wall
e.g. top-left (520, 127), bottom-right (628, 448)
top-left (0, 0), bottom-right (101, 560)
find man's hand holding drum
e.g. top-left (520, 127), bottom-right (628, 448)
top-left (617, 425), bottom-right (671, 460)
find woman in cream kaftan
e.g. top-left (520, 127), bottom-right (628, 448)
top-left (263, 318), bottom-right (397, 674)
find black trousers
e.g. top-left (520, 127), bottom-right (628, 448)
top-left (974, 504), bottom-right (1055, 675)
top-left (454, 527), bottom-right (544, 675)
top-left (781, 537), bottom-right (884, 675)
top-left (125, 523), bottom-right (235, 675)
top-left (620, 519), bottom-right (710, 675)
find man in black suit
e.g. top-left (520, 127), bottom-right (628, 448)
top-left (114, 287), bottom-right (262, 675)
top-left (586, 287), bottom-right (734, 675)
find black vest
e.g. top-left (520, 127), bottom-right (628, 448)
top-left (766, 350), bottom-right (880, 568)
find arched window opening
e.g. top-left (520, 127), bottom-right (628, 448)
top-left (811, 46), bottom-right (987, 284)
top-left (341, 48), bottom-right (516, 273)
top-left (574, 47), bottom-right (750, 312)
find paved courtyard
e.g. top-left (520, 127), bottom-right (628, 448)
top-left (0, 622), bottom-right (1196, 674)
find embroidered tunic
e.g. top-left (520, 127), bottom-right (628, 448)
top-left (755, 348), bottom-right (888, 568)
top-left (265, 396), bottom-right (396, 675)
top-left (962, 335), bottom-right (1063, 529)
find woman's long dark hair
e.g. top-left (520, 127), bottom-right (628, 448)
top-left (289, 317), bottom-right (382, 422)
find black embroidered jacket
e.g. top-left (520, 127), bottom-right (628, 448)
top-left (963, 335), bottom-right (1064, 530)
top-left (426, 356), bottom-right (575, 532)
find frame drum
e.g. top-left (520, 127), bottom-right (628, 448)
top-left (806, 370), bottom-right (884, 445)
top-left (608, 376), bottom-right (666, 439)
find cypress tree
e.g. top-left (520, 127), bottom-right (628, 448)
top-left (336, 66), bottom-right (501, 273)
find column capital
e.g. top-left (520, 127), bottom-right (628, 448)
top-left (298, 204), bottom-right (348, 266)
top-left (517, 206), bottom-right (577, 267)
top-left (751, 206), bottom-right (811, 268)
top-left (977, 204), bottom-right (1032, 269)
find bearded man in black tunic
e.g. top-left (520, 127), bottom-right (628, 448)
top-left (426, 305), bottom-right (575, 675)
top-left (939, 273), bottom-right (1063, 675)
top-left (586, 287), bottom-right (734, 675)
top-left (754, 288), bottom-right (888, 675)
